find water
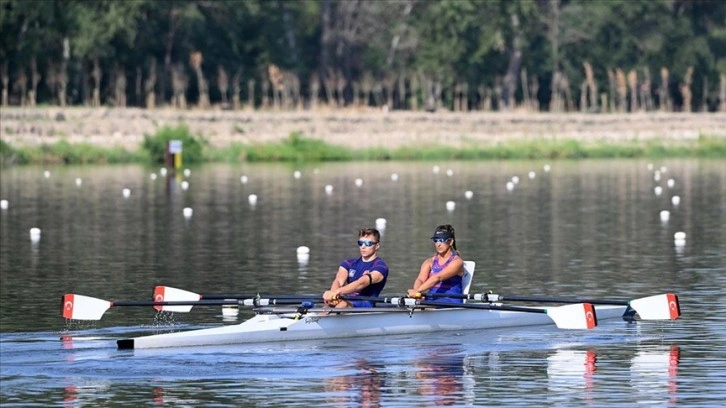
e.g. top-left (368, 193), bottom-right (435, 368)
top-left (1, 160), bottom-right (725, 406)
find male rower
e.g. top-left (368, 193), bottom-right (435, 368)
top-left (323, 228), bottom-right (389, 308)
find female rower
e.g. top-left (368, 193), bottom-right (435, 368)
top-left (407, 224), bottom-right (464, 303)
top-left (323, 228), bottom-right (389, 308)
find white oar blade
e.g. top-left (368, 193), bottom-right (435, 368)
top-left (546, 303), bottom-right (597, 329)
top-left (62, 294), bottom-right (112, 321)
top-left (153, 286), bottom-right (199, 312)
top-left (629, 293), bottom-right (680, 320)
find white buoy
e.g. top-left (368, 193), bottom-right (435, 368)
top-left (122, 188), bottom-right (131, 198)
top-left (390, 173), bottom-right (399, 181)
top-left (325, 185), bottom-right (334, 194)
top-left (1, 199), bottom-right (8, 210)
top-left (528, 171), bottom-right (536, 179)
top-left (30, 227), bottom-right (41, 242)
top-left (660, 166), bottom-right (668, 174)
top-left (446, 169), bottom-right (454, 177)
top-left (511, 176), bottom-right (520, 184)
top-left (654, 186), bottom-right (663, 196)
top-left (183, 168), bottom-right (191, 177)
top-left (647, 163), bottom-right (654, 171)
top-left (506, 181), bottom-right (514, 191)
top-left (446, 201), bottom-right (456, 211)
top-left (181, 181), bottom-right (189, 190)
top-left (296, 246), bottom-right (310, 265)
top-left (355, 178), bottom-right (363, 187)
top-left (375, 218), bottom-right (387, 229)
top-left (660, 210), bottom-right (670, 223)
top-left (44, 170), bottom-right (50, 178)
top-left (654, 171), bottom-right (661, 182)
top-left (667, 179), bottom-right (675, 188)
top-left (248, 194), bottom-right (258, 205)
top-left (160, 168), bottom-right (167, 176)
top-left (240, 175), bottom-right (248, 184)
top-left (75, 178), bottom-right (82, 187)
top-left (150, 173), bottom-right (157, 180)
top-left (671, 195), bottom-right (680, 206)
top-left (544, 164), bottom-right (551, 172)
top-left (293, 170), bottom-right (301, 179)
top-left (674, 231), bottom-right (686, 246)
top-left (432, 165), bottom-right (440, 174)
top-left (464, 190), bottom-right (473, 199)
top-left (183, 207), bottom-right (193, 218)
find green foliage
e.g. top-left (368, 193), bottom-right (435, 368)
top-left (141, 124), bottom-right (207, 164)
top-left (695, 135), bottom-right (726, 158)
top-left (1, 0), bottom-right (725, 110)
top-left (0, 139), bottom-right (27, 165)
top-left (245, 132), bottom-right (351, 162)
top-left (1, 139), bottom-right (142, 165)
top-left (2, 134), bottom-right (724, 167)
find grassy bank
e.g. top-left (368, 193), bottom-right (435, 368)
top-left (2, 131), bottom-right (724, 166)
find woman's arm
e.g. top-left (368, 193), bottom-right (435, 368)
top-left (411, 256), bottom-right (464, 294)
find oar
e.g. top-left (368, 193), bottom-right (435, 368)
top-left (61, 293), bottom-right (322, 321)
top-left (152, 286), bottom-right (319, 312)
top-left (339, 295), bottom-right (597, 330)
top-left (432, 292), bottom-right (681, 321)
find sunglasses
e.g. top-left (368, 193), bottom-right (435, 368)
top-left (357, 240), bottom-right (378, 247)
top-left (432, 237), bottom-right (450, 243)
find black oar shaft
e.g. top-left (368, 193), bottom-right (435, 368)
top-left (497, 295), bottom-right (628, 306)
top-left (111, 298), bottom-right (320, 307)
top-left (418, 300), bottom-right (548, 314)
top-left (422, 292), bottom-right (629, 306)
top-left (197, 294), bottom-right (319, 300)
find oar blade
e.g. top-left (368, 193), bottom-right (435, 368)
top-left (629, 293), bottom-right (680, 320)
top-left (153, 286), bottom-right (199, 312)
top-left (546, 303), bottom-right (597, 329)
top-left (61, 294), bottom-right (112, 321)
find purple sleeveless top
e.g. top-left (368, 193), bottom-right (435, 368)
top-left (428, 253), bottom-right (463, 304)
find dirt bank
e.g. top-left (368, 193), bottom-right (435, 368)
top-left (1, 107), bottom-right (724, 150)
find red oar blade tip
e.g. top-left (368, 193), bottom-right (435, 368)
top-left (546, 303), bottom-right (598, 330)
top-left (61, 294), bottom-right (112, 321)
top-left (153, 286), bottom-right (199, 312)
top-left (629, 293), bottom-right (680, 320)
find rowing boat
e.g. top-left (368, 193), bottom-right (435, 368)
top-left (116, 304), bottom-right (628, 350)
top-left (61, 283), bottom-right (680, 350)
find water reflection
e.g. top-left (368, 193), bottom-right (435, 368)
top-left (547, 349), bottom-right (598, 401)
top-left (546, 345), bottom-right (681, 405)
top-left (324, 359), bottom-right (384, 408)
top-left (630, 345), bottom-right (680, 404)
top-left (412, 350), bottom-right (471, 406)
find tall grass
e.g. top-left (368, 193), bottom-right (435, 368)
top-left (2, 132), bottom-right (724, 166)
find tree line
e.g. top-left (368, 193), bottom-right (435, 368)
top-left (1, 0), bottom-right (724, 113)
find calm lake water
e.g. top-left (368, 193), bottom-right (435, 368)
top-left (1, 159), bottom-right (724, 406)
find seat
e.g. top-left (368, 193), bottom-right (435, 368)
top-left (462, 261), bottom-right (476, 302)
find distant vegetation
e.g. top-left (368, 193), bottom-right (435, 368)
top-left (2, 131), bottom-right (724, 166)
top-left (1, 0), bottom-right (724, 113)
top-left (141, 124), bottom-right (207, 165)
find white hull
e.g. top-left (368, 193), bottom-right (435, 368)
top-left (118, 305), bottom-right (628, 349)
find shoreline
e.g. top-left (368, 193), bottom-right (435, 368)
top-left (1, 107), bottom-right (725, 151)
